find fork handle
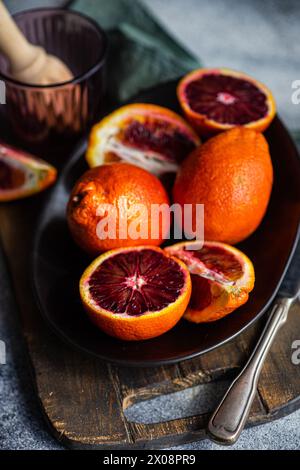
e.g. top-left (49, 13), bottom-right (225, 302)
top-left (207, 297), bottom-right (293, 445)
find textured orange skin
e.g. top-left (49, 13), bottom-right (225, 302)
top-left (177, 68), bottom-right (276, 137)
top-left (80, 246), bottom-right (192, 341)
top-left (165, 240), bottom-right (255, 323)
top-left (173, 128), bottom-right (273, 244)
top-left (67, 163), bottom-right (170, 255)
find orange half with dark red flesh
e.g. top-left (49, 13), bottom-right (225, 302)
top-left (80, 246), bottom-right (192, 341)
top-left (177, 68), bottom-right (276, 136)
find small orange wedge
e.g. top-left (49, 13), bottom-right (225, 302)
top-left (0, 142), bottom-right (56, 201)
top-left (165, 240), bottom-right (255, 323)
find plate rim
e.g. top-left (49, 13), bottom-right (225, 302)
top-left (31, 80), bottom-right (300, 367)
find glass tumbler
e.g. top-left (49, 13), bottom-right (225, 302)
top-left (0, 8), bottom-right (107, 144)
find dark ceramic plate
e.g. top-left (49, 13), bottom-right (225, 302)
top-left (32, 80), bottom-right (300, 367)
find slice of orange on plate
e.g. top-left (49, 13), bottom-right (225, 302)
top-left (80, 246), bottom-right (192, 341)
top-left (177, 67), bottom-right (276, 136)
top-left (0, 142), bottom-right (57, 201)
top-left (165, 240), bottom-right (255, 323)
top-left (86, 103), bottom-right (200, 177)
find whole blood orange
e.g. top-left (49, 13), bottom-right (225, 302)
top-left (80, 246), bottom-right (192, 341)
top-left (86, 103), bottom-right (200, 176)
top-left (67, 163), bottom-right (170, 254)
top-left (166, 241), bottom-right (255, 323)
top-left (173, 127), bottom-right (273, 244)
top-left (177, 68), bottom-right (276, 136)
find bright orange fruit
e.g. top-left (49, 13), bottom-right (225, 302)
top-left (67, 163), bottom-right (170, 255)
top-left (166, 240), bottom-right (255, 323)
top-left (173, 127), bottom-right (273, 244)
top-left (80, 246), bottom-right (192, 341)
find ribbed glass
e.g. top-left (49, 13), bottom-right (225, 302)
top-left (0, 8), bottom-right (107, 144)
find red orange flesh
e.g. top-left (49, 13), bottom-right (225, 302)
top-left (86, 103), bottom-right (200, 176)
top-left (177, 68), bottom-right (276, 136)
top-left (80, 246), bottom-right (192, 340)
top-left (0, 142), bottom-right (56, 201)
top-left (165, 240), bottom-right (255, 323)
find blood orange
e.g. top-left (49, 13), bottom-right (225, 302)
top-left (80, 246), bottom-right (192, 341)
top-left (165, 241), bottom-right (255, 323)
top-left (0, 142), bottom-right (56, 201)
top-left (86, 103), bottom-right (200, 176)
top-left (173, 127), bottom-right (273, 244)
top-left (177, 68), bottom-right (276, 136)
top-left (67, 163), bottom-right (170, 255)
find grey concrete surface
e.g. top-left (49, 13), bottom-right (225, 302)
top-left (1, 0), bottom-right (300, 451)
top-left (0, 246), bottom-right (62, 449)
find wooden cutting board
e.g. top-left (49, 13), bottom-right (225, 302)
top-left (1, 185), bottom-right (300, 449)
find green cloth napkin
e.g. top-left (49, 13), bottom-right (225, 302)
top-left (70, 0), bottom-right (200, 103)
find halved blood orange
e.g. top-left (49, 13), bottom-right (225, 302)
top-left (165, 241), bottom-right (255, 323)
top-left (0, 142), bottom-right (57, 202)
top-left (177, 68), bottom-right (276, 136)
top-left (80, 246), bottom-right (192, 341)
top-left (86, 103), bottom-right (200, 176)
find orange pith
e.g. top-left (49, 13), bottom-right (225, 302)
top-left (80, 246), bottom-right (192, 341)
top-left (173, 127), bottom-right (273, 244)
top-left (86, 103), bottom-right (200, 176)
top-left (165, 241), bottom-right (255, 323)
top-left (0, 142), bottom-right (57, 201)
top-left (67, 162), bottom-right (170, 255)
top-left (177, 68), bottom-right (276, 136)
